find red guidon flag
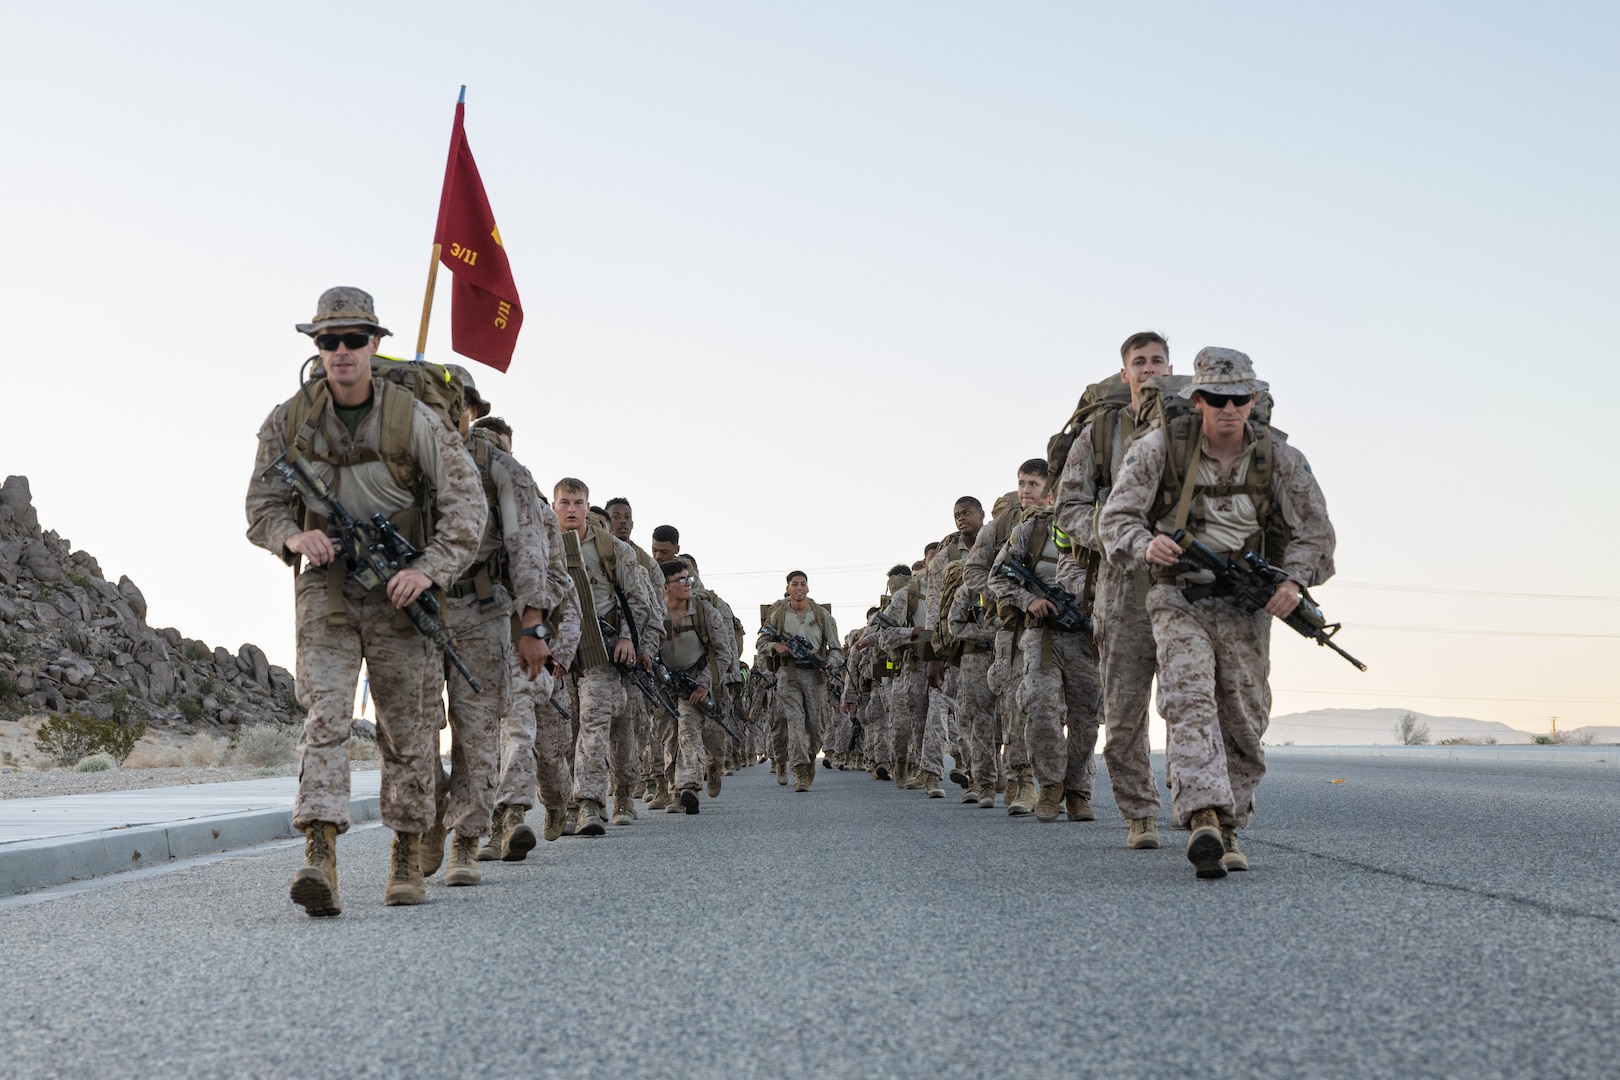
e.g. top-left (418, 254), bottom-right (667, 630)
top-left (434, 92), bottom-right (523, 370)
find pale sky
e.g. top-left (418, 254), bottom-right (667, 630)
top-left (2, 2), bottom-right (1615, 744)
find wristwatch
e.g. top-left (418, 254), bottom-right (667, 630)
top-left (519, 624), bottom-right (550, 641)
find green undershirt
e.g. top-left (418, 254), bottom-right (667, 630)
top-left (333, 395), bottom-right (375, 437)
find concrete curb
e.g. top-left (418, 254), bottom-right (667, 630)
top-left (0, 795), bottom-right (380, 896)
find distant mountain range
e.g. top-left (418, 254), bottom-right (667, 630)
top-left (1264, 707), bottom-right (1618, 746)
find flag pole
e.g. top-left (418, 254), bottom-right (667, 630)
top-left (415, 85), bottom-right (467, 362)
top-left (414, 244), bottom-right (440, 362)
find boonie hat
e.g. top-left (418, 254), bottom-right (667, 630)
top-left (445, 363), bottom-right (492, 418)
top-left (1185, 347), bottom-right (1268, 397)
top-left (296, 286), bottom-right (393, 337)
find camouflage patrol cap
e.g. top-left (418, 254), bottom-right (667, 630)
top-left (296, 286), bottom-right (393, 337)
top-left (1185, 347), bottom-right (1268, 397)
top-left (444, 363), bottom-right (491, 418)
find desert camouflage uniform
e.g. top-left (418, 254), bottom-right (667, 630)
top-left (989, 508), bottom-right (1102, 801)
top-left (245, 378), bottom-right (485, 834)
top-left (877, 582), bottom-right (938, 780)
top-left (1096, 416), bottom-right (1335, 828)
top-left (566, 524), bottom-right (659, 808)
top-left (1056, 411), bottom-right (1163, 821)
top-left (497, 570), bottom-right (583, 814)
top-left (429, 437), bottom-right (561, 839)
top-left (964, 502), bottom-right (1030, 781)
top-left (661, 594), bottom-right (737, 795)
top-left (947, 578), bottom-right (1000, 801)
top-left (756, 601), bottom-right (843, 775)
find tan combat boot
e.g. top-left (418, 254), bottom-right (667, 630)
top-left (543, 805), bottom-right (567, 842)
top-left (445, 831), bottom-right (482, 886)
top-left (775, 760), bottom-right (789, 785)
top-left (949, 762), bottom-right (971, 789)
top-left (576, 800), bottom-right (606, 836)
top-left (385, 832), bottom-right (427, 906)
top-left (1220, 827), bottom-right (1249, 872)
top-left (289, 822), bottom-right (341, 917)
top-left (893, 754), bottom-right (910, 788)
top-left (679, 787), bottom-right (701, 814)
top-left (1064, 791), bottom-right (1096, 821)
top-left (960, 786), bottom-right (979, 804)
top-left (1033, 782), bottom-right (1064, 822)
top-left (504, 805), bottom-right (537, 861)
top-left (793, 764), bottom-right (811, 792)
top-left (478, 803), bottom-right (511, 862)
top-left (611, 788), bottom-right (636, 826)
top-left (647, 777), bottom-right (672, 811)
top-left (1007, 767), bottom-right (1036, 816)
top-left (1126, 818), bottom-right (1160, 849)
top-left (419, 794), bottom-right (449, 877)
top-left (903, 764), bottom-right (926, 791)
top-left (1186, 808), bottom-right (1227, 879)
top-left (975, 785), bottom-right (996, 809)
top-left (874, 762), bottom-right (892, 781)
top-left (706, 761), bottom-right (723, 798)
top-left (922, 772), bottom-right (945, 798)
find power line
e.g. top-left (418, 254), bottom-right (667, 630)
top-left (1356, 624), bottom-right (1620, 639)
top-left (1333, 581), bottom-right (1619, 602)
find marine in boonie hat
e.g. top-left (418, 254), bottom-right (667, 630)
top-left (296, 286), bottom-right (393, 338)
top-left (444, 363), bottom-right (492, 419)
top-left (1184, 347), bottom-right (1268, 398)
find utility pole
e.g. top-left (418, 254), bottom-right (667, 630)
top-left (1550, 716), bottom-right (1558, 740)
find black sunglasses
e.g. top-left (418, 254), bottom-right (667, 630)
top-left (1199, 392), bottom-right (1252, 409)
top-left (314, 331), bottom-right (373, 351)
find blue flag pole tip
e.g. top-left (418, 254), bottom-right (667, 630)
top-left (457, 85), bottom-right (466, 104)
top-left (413, 351), bottom-right (427, 362)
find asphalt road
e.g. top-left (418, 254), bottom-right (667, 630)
top-left (1, 751), bottom-right (1616, 1079)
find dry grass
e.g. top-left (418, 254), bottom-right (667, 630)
top-left (348, 739), bottom-right (377, 763)
top-left (184, 735), bottom-right (233, 767)
top-left (123, 744), bottom-right (184, 769)
top-left (232, 724), bottom-right (297, 768)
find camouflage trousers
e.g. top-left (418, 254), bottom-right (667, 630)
top-left (292, 571), bottom-right (437, 834)
top-left (1146, 585), bottom-right (1271, 828)
top-left (567, 664), bottom-right (629, 806)
top-left (956, 647), bottom-right (998, 788)
top-left (650, 692), bottom-right (677, 787)
top-left (768, 685), bottom-right (790, 764)
top-left (988, 630), bottom-right (1031, 770)
top-left (666, 698), bottom-right (708, 792)
top-left (863, 682), bottom-right (893, 765)
top-left (496, 661), bottom-right (574, 811)
top-left (428, 594), bottom-right (513, 838)
top-left (1015, 627), bottom-right (1102, 797)
top-left (887, 663), bottom-right (927, 766)
top-left (1094, 567), bottom-right (1162, 821)
top-left (924, 684), bottom-right (950, 776)
top-left (776, 666), bottom-right (828, 768)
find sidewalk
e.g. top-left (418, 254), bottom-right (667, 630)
top-left (0, 772), bottom-right (382, 896)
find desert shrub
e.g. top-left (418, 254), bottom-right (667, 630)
top-left (35, 713), bottom-right (106, 766)
top-left (72, 752), bottom-right (114, 772)
top-left (35, 710), bottom-right (147, 766)
top-left (1395, 712), bottom-right (1431, 746)
top-left (348, 739), bottom-right (377, 763)
top-left (233, 724), bottom-right (297, 768)
top-left (184, 641), bottom-right (210, 662)
top-left (176, 695), bottom-right (205, 722)
top-left (185, 735), bottom-right (232, 767)
top-left (65, 571), bottom-right (95, 591)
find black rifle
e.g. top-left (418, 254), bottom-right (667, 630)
top-left (1172, 530), bottom-right (1367, 671)
top-left (995, 557), bottom-right (1093, 636)
top-left (262, 452), bottom-right (483, 692)
top-left (669, 669), bottom-right (741, 741)
top-left (759, 623), bottom-right (832, 671)
top-left (870, 610), bottom-right (899, 629)
top-left (598, 616), bottom-right (679, 719)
